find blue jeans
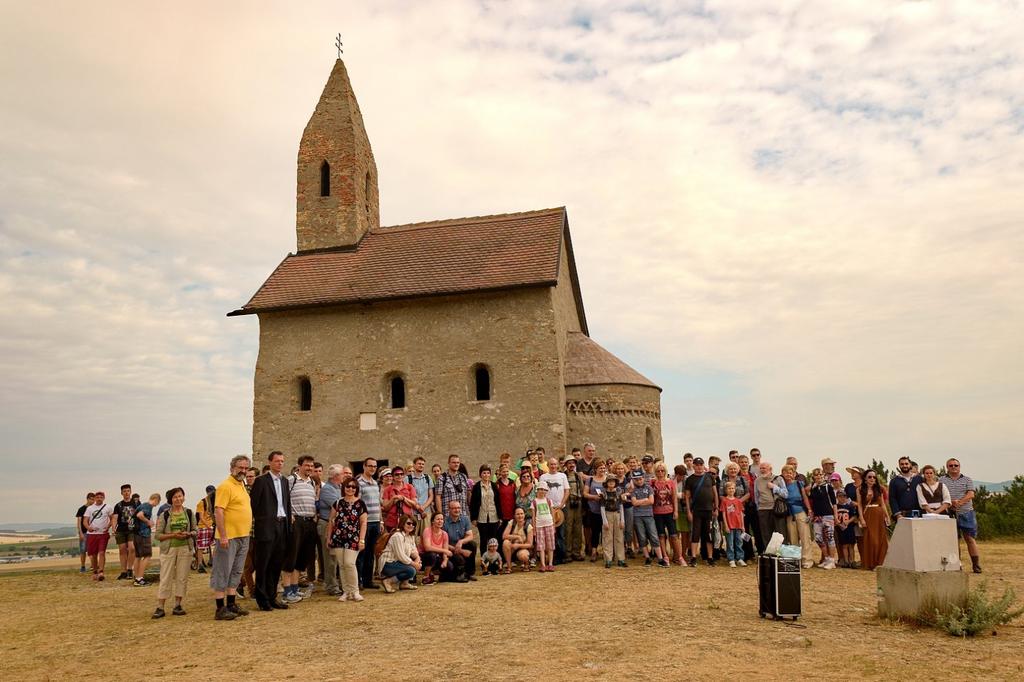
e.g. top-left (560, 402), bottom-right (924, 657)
top-left (725, 529), bottom-right (743, 562)
top-left (633, 515), bottom-right (658, 551)
top-left (381, 561), bottom-right (416, 582)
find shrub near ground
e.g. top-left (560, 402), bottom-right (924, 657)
top-left (2, 542), bottom-right (1023, 681)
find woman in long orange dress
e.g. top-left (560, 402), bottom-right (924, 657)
top-left (856, 471), bottom-right (891, 570)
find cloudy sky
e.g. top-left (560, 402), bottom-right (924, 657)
top-left (1, 1), bottom-right (1021, 523)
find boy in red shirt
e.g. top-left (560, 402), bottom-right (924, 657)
top-left (720, 481), bottom-right (747, 567)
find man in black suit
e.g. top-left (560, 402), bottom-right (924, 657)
top-left (249, 450), bottom-right (292, 610)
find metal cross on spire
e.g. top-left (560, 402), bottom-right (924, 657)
top-left (335, 33), bottom-right (344, 58)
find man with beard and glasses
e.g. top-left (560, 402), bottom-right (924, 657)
top-left (210, 455), bottom-right (252, 620)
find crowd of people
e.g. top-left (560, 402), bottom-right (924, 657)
top-left (74, 444), bottom-right (983, 620)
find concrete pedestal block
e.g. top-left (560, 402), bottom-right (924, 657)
top-left (876, 567), bottom-right (968, 619)
top-left (883, 517), bottom-right (962, 572)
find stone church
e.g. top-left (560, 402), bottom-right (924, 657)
top-left (230, 59), bottom-right (662, 473)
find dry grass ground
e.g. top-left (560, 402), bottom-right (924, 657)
top-left (2, 542), bottom-right (1023, 681)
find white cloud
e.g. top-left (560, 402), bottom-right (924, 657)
top-left (0, 0), bottom-right (1021, 520)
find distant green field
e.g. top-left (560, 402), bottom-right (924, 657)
top-left (0, 536), bottom-right (78, 555)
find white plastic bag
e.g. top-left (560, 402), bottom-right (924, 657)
top-left (764, 532), bottom-right (784, 556)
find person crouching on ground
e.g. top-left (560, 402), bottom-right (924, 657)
top-left (531, 482), bottom-right (556, 572)
top-left (502, 506), bottom-right (534, 572)
top-left (480, 538), bottom-right (503, 575)
top-left (442, 501), bottom-right (477, 582)
top-left (420, 511), bottom-right (451, 585)
top-left (380, 514), bottom-right (422, 593)
top-left (153, 487), bottom-right (195, 618)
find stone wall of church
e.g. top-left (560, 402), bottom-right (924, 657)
top-left (251, 288), bottom-right (568, 475)
top-left (564, 383), bottom-right (663, 459)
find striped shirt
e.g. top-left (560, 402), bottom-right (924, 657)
top-left (357, 476), bottom-right (382, 522)
top-left (288, 474), bottom-right (317, 518)
top-left (938, 474), bottom-right (974, 512)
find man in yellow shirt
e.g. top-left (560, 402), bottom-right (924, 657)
top-left (210, 455), bottom-right (253, 620)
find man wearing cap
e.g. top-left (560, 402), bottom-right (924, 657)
top-left (888, 456), bottom-right (923, 521)
top-left (641, 455), bottom-right (656, 482)
top-left (820, 458), bottom-right (837, 478)
top-left (684, 457), bottom-right (719, 566)
top-left (540, 458), bottom-right (570, 564)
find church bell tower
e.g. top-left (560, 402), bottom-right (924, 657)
top-left (295, 58), bottom-right (380, 252)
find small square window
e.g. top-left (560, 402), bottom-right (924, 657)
top-left (359, 412), bottom-right (377, 431)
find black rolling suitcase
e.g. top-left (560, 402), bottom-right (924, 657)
top-left (758, 555), bottom-right (801, 620)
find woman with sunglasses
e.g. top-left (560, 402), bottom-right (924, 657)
top-left (327, 476), bottom-right (368, 602)
top-left (856, 470), bottom-right (891, 570)
top-left (515, 469), bottom-right (536, 516)
top-left (379, 514), bottom-right (422, 593)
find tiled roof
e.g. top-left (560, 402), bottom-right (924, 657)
top-left (230, 207), bottom-right (567, 315)
top-left (563, 332), bottom-right (661, 390)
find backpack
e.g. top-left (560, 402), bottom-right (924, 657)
top-left (374, 529), bottom-right (395, 558)
top-left (160, 507), bottom-right (196, 534)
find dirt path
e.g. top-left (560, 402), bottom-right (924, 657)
top-left (3, 542), bottom-right (1022, 680)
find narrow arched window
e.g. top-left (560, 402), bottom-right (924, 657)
top-left (298, 377), bottom-right (312, 411)
top-left (474, 364), bottom-right (491, 401)
top-left (645, 426), bottom-right (654, 453)
top-left (390, 376), bottom-right (406, 409)
top-left (364, 171), bottom-right (371, 217)
top-left (320, 161), bottom-right (331, 197)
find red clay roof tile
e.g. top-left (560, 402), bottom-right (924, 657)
top-left (564, 332), bottom-right (661, 390)
top-left (231, 207), bottom-right (566, 315)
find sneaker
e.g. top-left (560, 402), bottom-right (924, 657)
top-left (283, 592), bottom-right (302, 603)
top-left (422, 575), bottom-right (436, 586)
top-left (737, 559), bottom-right (747, 567)
top-left (644, 557), bottom-right (652, 566)
top-left (172, 605), bottom-right (186, 616)
top-left (197, 565), bottom-right (207, 574)
top-left (399, 581), bottom-right (418, 590)
top-left (152, 607), bottom-right (165, 619)
top-left (822, 559), bottom-right (836, 570)
top-left (133, 578), bottom-right (149, 587)
top-left (688, 558), bottom-right (698, 567)
top-left (116, 572), bottom-right (129, 580)
top-left (228, 603), bottom-right (249, 616)
top-left (729, 560), bottom-right (737, 568)
top-left (382, 577), bottom-right (398, 593)
top-left (605, 561), bottom-right (612, 569)
top-left (79, 566), bottom-right (87, 574)
top-left (214, 606), bottom-right (237, 621)
top-left (337, 593), bottom-right (349, 602)
top-left (350, 592), bottom-right (364, 602)
top-left (127, 570), bottom-right (134, 579)
top-left (617, 561), bottom-right (628, 568)
top-left (659, 559), bottom-right (670, 568)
